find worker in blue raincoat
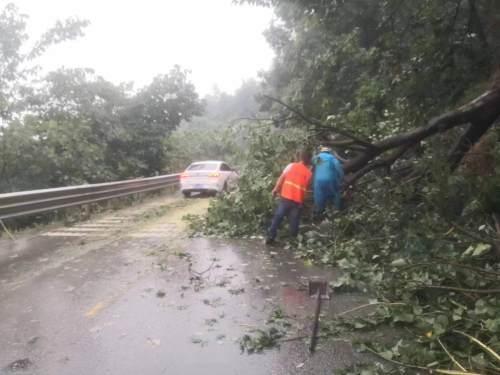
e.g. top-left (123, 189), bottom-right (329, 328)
top-left (312, 146), bottom-right (344, 217)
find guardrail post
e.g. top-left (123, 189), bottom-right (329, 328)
top-left (0, 219), bottom-right (15, 240)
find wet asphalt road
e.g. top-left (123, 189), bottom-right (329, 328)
top-left (0, 195), bottom-right (369, 375)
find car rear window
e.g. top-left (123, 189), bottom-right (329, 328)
top-left (187, 163), bottom-right (219, 171)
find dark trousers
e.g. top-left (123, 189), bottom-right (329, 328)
top-left (268, 198), bottom-right (302, 240)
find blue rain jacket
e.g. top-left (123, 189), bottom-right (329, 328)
top-left (313, 152), bottom-right (344, 210)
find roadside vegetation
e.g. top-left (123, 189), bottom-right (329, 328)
top-left (192, 1), bottom-right (500, 373)
top-left (3, 0), bottom-right (500, 372)
top-left (0, 3), bottom-right (253, 230)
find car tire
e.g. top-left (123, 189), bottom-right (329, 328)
top-left (183, 191), bottom-right (191, 198)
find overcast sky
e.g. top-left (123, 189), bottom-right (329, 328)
top-left (8, 0), bottom-right (275, 95)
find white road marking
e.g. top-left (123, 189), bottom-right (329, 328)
top-left (76, 224), bottom-right (121, 228)
top-left (42, 232), bottom-right (88, 237)
top-left (57, 228), bottom-right (107, 233)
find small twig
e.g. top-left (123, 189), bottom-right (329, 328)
top-left (0, 219), bottom-right (15, 240)
top-left (364, 345), bottom-right (431, 371)
top-left (279, 335), bottom-right (309, 343)
top-left (438, 337), bottom-right (467, 371)
top-left (336, 302), bottom-right (407, 317)
top-left (433, 258), bottom-right (500, 277)
top-left (278, 334), bottom-right (350, 344)
top-left (230, 115), bottom-right (297, 125)
top-left (401, 260), bottom-right (500, 278)
top-left (263, 95), bottom-right (376, 149)
top-left (420, 285), bottom-right (500, 294)
top-left (447, 221), bottom-right (497, 245)
top-left (453, 330), bottom-right (500, 365)
top-left (365, 345), bottom-right (482, 374)
top-left (191, 260), bottom-right (216, 276)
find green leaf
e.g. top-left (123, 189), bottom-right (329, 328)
top-left (390, 258), bottom-right (407, 267)
top-left (472, 243), bottom-right (492, 257)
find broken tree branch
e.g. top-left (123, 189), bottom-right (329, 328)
top-left (263, 95), bottom-right (377, 149)
top-left (345, 144), bottom-right (413, 185)
top-left (342, 88), bottom-right (500, 181)
top-left (266, 87), bottom-right (500, 185)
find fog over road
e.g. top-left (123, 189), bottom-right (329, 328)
top-left (0, 194), bottom-right (367, 375)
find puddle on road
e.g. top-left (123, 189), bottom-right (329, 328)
top-left (137, 236), bottom-right (371, 374)
top-left (0, 198), bottom-right (371, 375)
top-left (186, 237), bottom-right (368, 318)
top-left (67, 235), bottom-right (370, 375)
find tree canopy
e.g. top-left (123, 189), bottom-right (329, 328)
top-left (0, 4), bottom-right (202, 192)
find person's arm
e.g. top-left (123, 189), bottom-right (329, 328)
top-left (272, 173), bottom-right (286, 197)
top-left (332, 150), bottom-right (347, 163)
top-left (272, 163), bottom-right (291, 196)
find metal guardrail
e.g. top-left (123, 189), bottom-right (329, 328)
top-left (0, 174), bottom-right (180, 220)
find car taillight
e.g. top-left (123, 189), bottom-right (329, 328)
top-left (180, 173), bottom-right (189, 179)
top-left (208, 173), bottom-right (220, 177)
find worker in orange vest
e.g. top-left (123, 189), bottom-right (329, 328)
top-left (266, 149), bottom-right (313, 245)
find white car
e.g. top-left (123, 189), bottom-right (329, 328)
top-left (180, 160), bottom-right (238, 198)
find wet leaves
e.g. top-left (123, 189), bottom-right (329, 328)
top-left (7, 358), bottom-right (33, 371)
top-left (174, 251), bottom-right (190, 259)
top-left (215, 279), bottom-right (231, 287)
top-left (239, 309), bottom-right (292, 354)
top-left (190, 336), bottom-right (208, 347)
top-left (228, 287), bottom-right (245, 295)
top-left (27, 336), bottom-right (39, 345)
top-left (202, 297), bottom-right (224, 308)
top-left (240, 328), bottom-right (283, 354)
top-left (147, 337), bottom-right (161, 347)
top-left (205, 318), bottom-right (218, 327)
top-left (156, 290), bottom-right (166, 298)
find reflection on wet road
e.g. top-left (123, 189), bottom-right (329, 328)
top-left (0, 196), bottom-right (367, 374)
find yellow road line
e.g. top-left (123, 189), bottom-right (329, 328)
top-left (85, 302), bottom-right (105, 318)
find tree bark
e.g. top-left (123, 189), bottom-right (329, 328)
top-left (343, 88), bottom-right (500, 178)
top-left (271, 87), bottom-right (500, 183)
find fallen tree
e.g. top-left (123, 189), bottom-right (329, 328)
top-left (266, 82), bottom-right (500, 185)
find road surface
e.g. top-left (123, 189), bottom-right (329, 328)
top-left (0, 194), bottom-right (368, 374)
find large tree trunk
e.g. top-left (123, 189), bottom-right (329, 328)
top-left (343, 88), bottom-right (500, 179)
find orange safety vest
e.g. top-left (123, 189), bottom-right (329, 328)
top-left (280, 162), bottom-right (312, 204)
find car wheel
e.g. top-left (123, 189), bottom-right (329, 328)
top-left (183, 191), bottom-right (191, 198)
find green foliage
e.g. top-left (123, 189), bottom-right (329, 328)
top-left (198, 1), bottom-right (500, 371)
top-left (190, 123), bottom-right (308, 237)
top-left (204, 136), bottom-right (500, 371)
top-left (182, 79), bottom-right (261, 131)
top-left (0, 3), bottom-right (88, 121)
top-left (166, 79), bottom-right (262, 172)
top-left (239, 308), bottom-right (291, 353)
top-left (0, 4), bottom-right (202, 193)
top-left (253, 0), bottom-right (499, 144)
top-left (165, 126), bottom-right (241, 172)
